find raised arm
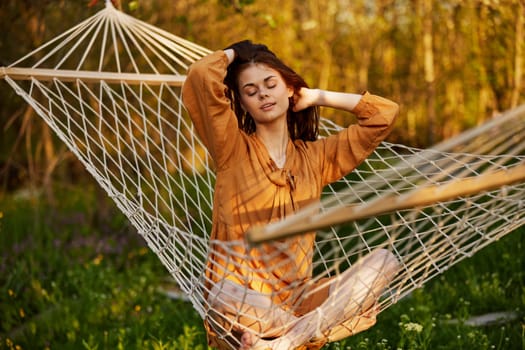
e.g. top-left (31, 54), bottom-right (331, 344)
top-left (182, 50), bottom-right (240, 169)
top-left (299, 88), bottom-right (399, 185)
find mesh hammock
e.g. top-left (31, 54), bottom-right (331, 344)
top-left (2, 2), bottom-right (525, 349)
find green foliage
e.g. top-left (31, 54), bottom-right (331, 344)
top-left (0, 184), bottom-right (208, 350)
top-left (0, 184), bottom-right (523, 349)
top-left (325, 226), bottom-right (524, 350)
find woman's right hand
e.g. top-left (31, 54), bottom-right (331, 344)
top-left (224, 48), bottom-right (236, 64)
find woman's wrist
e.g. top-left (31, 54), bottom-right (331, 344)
top-left (313, 89), bottom-right (325, 106)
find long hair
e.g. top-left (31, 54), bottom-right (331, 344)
top-left (224, 43), bottom-right (319, 142)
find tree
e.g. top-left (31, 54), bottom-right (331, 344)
top-left (0, 0), bottom-right (523, 192)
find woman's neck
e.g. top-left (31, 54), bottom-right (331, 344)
top-left (256, 124), bottom-right (289, 168)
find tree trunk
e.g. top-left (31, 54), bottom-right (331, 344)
top-left (511, 0), bottom-right (524, 108)
top-left (422, 0), bottom-right (436, 144)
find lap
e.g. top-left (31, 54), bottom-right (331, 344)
top-left (205, 248), bottom-right (399, 347)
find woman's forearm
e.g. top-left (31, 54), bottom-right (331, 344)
top-left (315, 89), bottom-right (363, 112)
top-left (294, 88), bottom-right (363, 113)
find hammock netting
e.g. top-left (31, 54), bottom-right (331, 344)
top-left (2, 2), bottom-right (524, 349)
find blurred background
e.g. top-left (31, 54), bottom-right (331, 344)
top-left (1, 0), bottom-right (524, 194)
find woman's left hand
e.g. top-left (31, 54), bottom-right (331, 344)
top-left (292, 87), bottom-right (320, 112)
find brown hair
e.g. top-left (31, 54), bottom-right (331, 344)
top-left (224, 44), bottom-right (319, 142)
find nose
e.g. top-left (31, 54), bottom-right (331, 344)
top-left (258, 88), bottom-right (269, 99)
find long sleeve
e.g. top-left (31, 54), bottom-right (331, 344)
top-left (182, 51), bottom-right (241, 170)
top-left (316, 92), bottom-right (399, 185)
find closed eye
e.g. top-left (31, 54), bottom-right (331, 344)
top-left (241, 76), bottom-right (278, 96)
top-left (266, 77), bottom-right (278, 89)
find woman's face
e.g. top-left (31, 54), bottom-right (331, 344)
top-left (237, 63), bottom-right (293, 127)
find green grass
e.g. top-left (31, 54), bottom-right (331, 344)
top-left (0, 184), bottom-right (523, 350)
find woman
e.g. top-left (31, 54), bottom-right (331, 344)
top-left (182, 41), bottom-right (400, 350)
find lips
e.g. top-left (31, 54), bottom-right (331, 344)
top-left (260, 102), bottom-right (275, 111)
